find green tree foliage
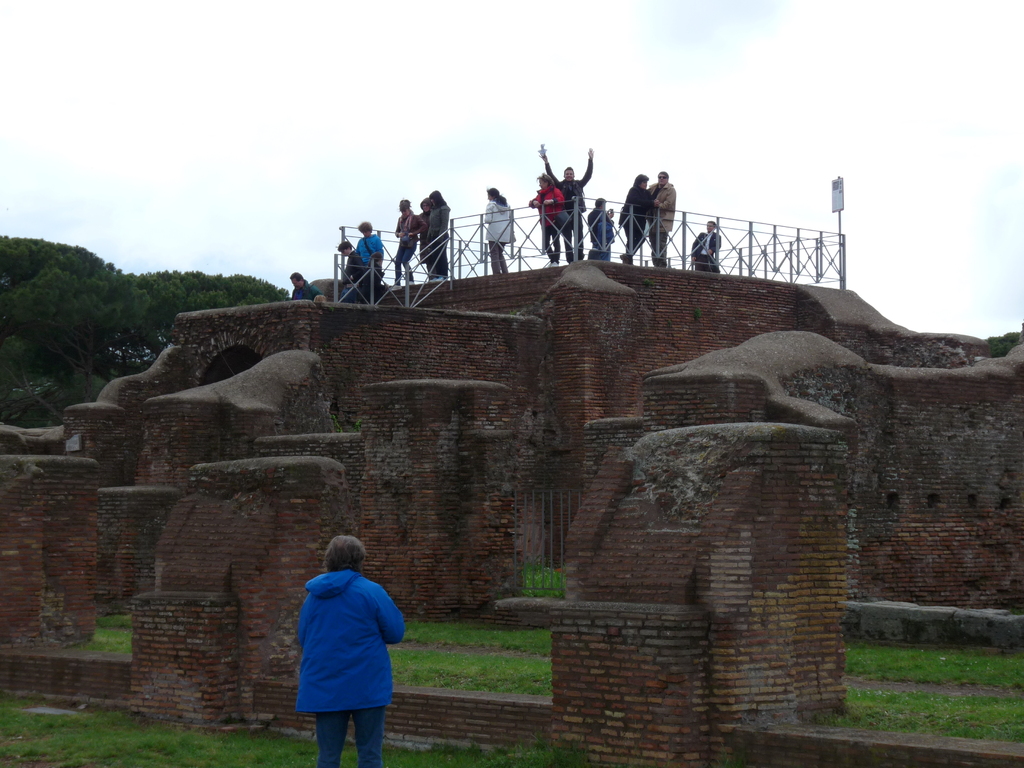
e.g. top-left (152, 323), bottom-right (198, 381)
top-left (0, 237), bottom-right (287, 427)
top-left (987, 331), bottom-right (1021, 358)
top-left (133, 271), bottom-right (286, 355)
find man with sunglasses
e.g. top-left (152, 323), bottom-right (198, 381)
top-left (649, 171), bottom-right (676, 268)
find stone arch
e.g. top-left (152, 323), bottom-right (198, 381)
top-left (202, 345), bottom-right (263, 384)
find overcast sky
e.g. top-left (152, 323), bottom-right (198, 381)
top-left (2, 0), bottom-right (1021, 340)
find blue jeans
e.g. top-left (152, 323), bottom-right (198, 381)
top-left (394, 245), bottom-right (416, 282)
top-left (315, 706), bottom-right (386, 768)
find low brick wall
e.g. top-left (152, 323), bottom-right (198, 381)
top-left (0, 649), bottom-right (131, 704)
top-left (728, 724), bottom-right (1024, 767)
top-left (255, 679), bottom-right (551, 748)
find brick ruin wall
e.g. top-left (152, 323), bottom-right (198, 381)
top-left (132, 456), bottom-right (353, 722)
top-left (0, 456), bottom-right (99, 647)
top-left (553, 424), bottom-right (849, 766)
top-left (616, 334), bottom-right (1024, 608)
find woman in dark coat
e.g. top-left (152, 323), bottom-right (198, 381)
top-left (424, 190), bottom-right (450, 280)
top-left (618, 174), bottom-right (655, 264)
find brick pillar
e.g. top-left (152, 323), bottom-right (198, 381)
top-left (130, 592), bottom-right (240, 722)
top-left (132, 456), bottom-right (353, 722)
top-left (96, 486), bottom-right (182, 608)
top-left (556, 423), bottom-right (848, 766)
top-left (63, 402), bottom-right (130, 487)
top-left (548, 265), bottom-right (641, 487)
top-left (551, 602), bottom-right (711, 767)
top-left (360, 380), bottom-right (515, 619)
top-left (0, 456), bottom-right (99, 647)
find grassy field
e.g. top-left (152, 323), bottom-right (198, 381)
top-left (822, 690), bottom-right (1024, 743)
top-left (65, 619), bottom-right (1024, 749)
top-left (0, 692), bottom-right (588, 768)
top-left (845, 641), bottom-right (1024, 689)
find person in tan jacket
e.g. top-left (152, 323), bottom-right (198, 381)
top-left (649, 171), bottom-right (676, 268)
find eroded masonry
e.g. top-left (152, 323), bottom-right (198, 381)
top-left (2, 262), bottom-right (1021, 767)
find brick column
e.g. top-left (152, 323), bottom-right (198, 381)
top-left (360, 380), bottom-right (515, 619)
top-left (0, 456), bottom-right (99, 647)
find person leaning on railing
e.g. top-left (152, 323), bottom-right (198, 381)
top-left (484, 188), bottom-right (512, 275)
top-left (393, 199), bottom-right (427, 287)
top-left (337, 241), bottom-right (365, 304)
top-left (530, 174), bottom-right (565, 266)
top-left (355, 223), bottom-right (387, 301)
top-left (586, 199), bottom-right (614, 261)
top-left (690, 220), bottom-right (721, 273)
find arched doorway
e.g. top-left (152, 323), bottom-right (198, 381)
top-left (202, 346), bottom-right (263, 385)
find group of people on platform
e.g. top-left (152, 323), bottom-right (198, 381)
top-left (527, 149), bottom-right (719, 272)
top-left (289, 148), bottom-right (723, 303)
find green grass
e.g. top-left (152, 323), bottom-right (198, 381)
top-left (0, 692), bottom-right (586, 768)
top-left (391, 649), bottom-right (552, 696)
top-left (520, 564), bottom-right (564, 599)
top-left (403, 621), bottom-right (551, 656)
top-left (846, 642), bottom-right (1024, 689)
top-left (819, 689), bottom-right (1024, 743)
top-left (72, 615), bottom-right (133, 654)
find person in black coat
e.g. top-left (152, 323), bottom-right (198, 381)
top-left (690, 220), bottom-right (721, 273)
top-left (542, 148), bottom-right (594, 263)
top-left (618, 175), bottom-right (655, 264)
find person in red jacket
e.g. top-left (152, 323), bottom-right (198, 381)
top-left (529, 174), bottom-right (565, 266)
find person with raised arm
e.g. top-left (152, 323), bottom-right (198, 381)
top-left (542, 148), bottom-right (594, 263)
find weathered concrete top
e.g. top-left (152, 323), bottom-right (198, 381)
top-left (549, 261), bottom-right (636, 296)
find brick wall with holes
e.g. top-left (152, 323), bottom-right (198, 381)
top-left (0, 456), bottom-right (99, 648)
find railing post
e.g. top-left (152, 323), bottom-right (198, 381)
top-left (816, 232), bottom-right (823, 283)
top-left (841, 232), bottom-right (847, 290)
top-left (772, 224), bottom-right (778, 277)
top-left (479, 212), bottom-right (488, 276)
top-left (680, 211), bottom-right (687, 270)
top-left (747, 221), bottom-right (754, 277)
top-left (449, 218), bottom-right (455, 288)
top-left (334, 226), bottom-right (343, 302)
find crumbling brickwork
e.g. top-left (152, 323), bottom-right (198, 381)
top-left (0, 456), bottom-right (99, 647)
top-left (130, 456), bottom-right (354, 722)
top-left (359, 380), bottom-right (516, 619)
top-left (635, 332), bottom-right (1024, 607)
top-left (96, 485), bottom-right (182, 609)
top-left (557, 424), bottom-right (848, 766)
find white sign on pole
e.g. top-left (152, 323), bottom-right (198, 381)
top-left (832, 177), bottom-right (844, 213)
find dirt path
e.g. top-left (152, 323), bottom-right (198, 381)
top-left (844, 676), bottom-right (1023, 699)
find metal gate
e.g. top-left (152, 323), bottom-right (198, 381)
top-left (512, 489), bottom-right (581, 596)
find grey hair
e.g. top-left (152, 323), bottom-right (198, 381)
top-left (324, 535), bottom-right (366, 573)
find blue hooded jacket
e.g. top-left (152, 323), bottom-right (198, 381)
top-left (296, 569), bottom-right (405, 712)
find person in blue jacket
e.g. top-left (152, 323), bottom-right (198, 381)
top-left (297, 535), bottom-right (405, 768)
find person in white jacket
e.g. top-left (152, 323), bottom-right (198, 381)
top-left (484, 188), bottom-right (512, 275)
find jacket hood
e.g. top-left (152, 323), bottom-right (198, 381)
top-left (306, 569), bottom-right (361, 599)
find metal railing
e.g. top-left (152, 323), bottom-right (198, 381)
top-left (334, 199), bottom-right (845, 307)
top-left (511, 489), bottom-right (580, 594)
